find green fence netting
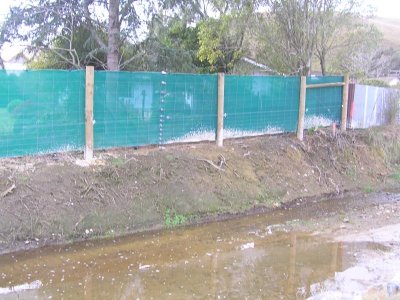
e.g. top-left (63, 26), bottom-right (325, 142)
top-left (305, 76), bottom-right (344, 128)
top-left (93, 72), bottom-right (217, 148)
top-left (0, 70), bottom-right (85, 158)
top-left (0, 70), bottom-right (344, 158)
top-left (224, 75), bottom-right (301, 134)
top-left (160, 73), bottom-right (218, 144)
top-left (224, 75), bottom-right (343, 136)
top-left (93, 72), bottom-right (162, 148)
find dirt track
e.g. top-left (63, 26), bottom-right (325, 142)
top-left (0, 126), bottom-right (399, 254)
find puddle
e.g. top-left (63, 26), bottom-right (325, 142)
top-left (0, 194), bottom-right (400, 299)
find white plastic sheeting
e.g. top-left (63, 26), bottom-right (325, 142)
top-left (350, 85), bottom-right (399, 128)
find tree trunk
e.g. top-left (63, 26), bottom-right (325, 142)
top-left (108, 0), bottom-right (120, 71)
top-left (319, 52), bottom-right (326, 76)
top-left (320, 60), bottom-right (326, 76)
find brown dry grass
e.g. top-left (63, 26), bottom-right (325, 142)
top-left (0, 126), bottom-right (399, 253)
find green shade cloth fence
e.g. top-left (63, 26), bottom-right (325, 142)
top-left (93, 72), bottom-right (218, 148)
top-left (0, 70), bottom-right (85, 157)
top-left (0, 70), bottom-right (343, 158)
top-left (306, 76), bottom-right (344, 126)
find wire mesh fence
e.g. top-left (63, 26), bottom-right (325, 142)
top-left (94, 71), bottom-right (162, 149)
top-left (93, 72), bottom-right (218, 148)
top-left (305, 76), bottom-right (344, 128)
top-left (0, 70), bottom-right (345, 158)
top-left (224, 75), bottom-right (300, 135)
top-left (0, 70), bottom-right (85, 158)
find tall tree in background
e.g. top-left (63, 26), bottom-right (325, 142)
top-left (196, 0), bottom-right (256, 72)
top-left (138, 0), bottom-right (257, 73)
top-left (261, 0), bottom-right (322, 76)
top-left (314, 0), bottom-right (359, 75)
top-left (0, 0), bottom-right (144, 70)
top-left (129, 15), bottom-right (203, 72)
top-left (256, 0), bottom-right (393, 77)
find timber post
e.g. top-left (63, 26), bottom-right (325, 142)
top-left (216, 73), bottom-right (225, 147)
top-left (340, 74), bottom-right (350, 131)
top-left (84, 66), bottom-right (94, 161)
top-left (297, 76), bottom-right (307, 141)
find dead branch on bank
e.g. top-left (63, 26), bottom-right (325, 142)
top-left (198, 154), bottom-right (228, 172)
top-left (1, 184), bottom-right (16, 198)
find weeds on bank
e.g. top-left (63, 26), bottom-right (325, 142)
top-left (164, 209), bottom-right (187, 228)
top-left (362, 185), bottom-right (374, 193)
top-left (345, 166), bottom-right (357, 178)
top-left (308, 127), bottom-right (317, 135)
top-left (18, 175), bottom-right (29, 182)
top-left (390, 169), bottom-right (400, 181)
top-left (110, 157), bottom-right (125, 166)
top-left (366, 127), bottom-right (400, 165)
top-left (256, 190), bottom-right (284, 206)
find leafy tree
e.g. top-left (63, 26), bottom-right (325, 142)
top-left (314, 0), bottom-right (359, 75)
top-left (197, 16), bottom-right (243, 73)
top-left (255, 0), bottom-right (394, 78)
top-left (196, 0), bottom-right (255, 73)
top-left (1, 0), bottom-right (146, 70)
top-left (258, 0), bottom-right (322, 76)
top-left (125, 14), bottom-right (204, 72)
top-left (27, 26), bottom-right (107, 69)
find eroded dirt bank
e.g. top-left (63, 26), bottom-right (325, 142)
top-left (0, 126), bottom-right (399, 254)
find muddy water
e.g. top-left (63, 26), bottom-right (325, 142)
top-left (0, 194), bottom-right (399, 299)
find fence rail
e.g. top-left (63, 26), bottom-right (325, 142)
top-left (0, 68), bottom-right (347, 159)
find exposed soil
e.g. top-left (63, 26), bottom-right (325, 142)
top-left (0, 126), bottom-right (399, 254)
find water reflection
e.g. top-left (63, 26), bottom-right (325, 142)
top-left (0, 229), bottom-right (355, 299)
top-left (2, 193), bottom-right (399, 299)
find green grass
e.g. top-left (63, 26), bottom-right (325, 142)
top-left (362, 186), bottom-right (374, 194)
top-left (110, 157), bottom-right (125, 166)
top-left (256, 190), bottom-right (284, 206)
top-left (18, 175), bottom-right (30, 183)
top-left (390, 170), bottom-right (400, 181)
top-left (345, 166), bottom-right (357, 178)
top-left (308, 127), bottom-right (318, 135)
top-left (164, 209), bottom-right (187, 228)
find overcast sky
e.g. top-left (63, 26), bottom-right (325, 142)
top-left (364, 0), bottom-right (400, 18)
top-left (0, 0), bottom-right (398, 19)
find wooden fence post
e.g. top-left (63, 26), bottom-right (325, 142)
top-left (297, 76), bottom-right (307, 141)
top-left (340, 74), bottom-right (350, 131)
top-left (85, 66), bottom-right (94, 161)
top-left (216, 73), bottom-right (225, 147)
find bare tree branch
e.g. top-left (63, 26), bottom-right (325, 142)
top-left (83, 0), bottom-right (107, 50)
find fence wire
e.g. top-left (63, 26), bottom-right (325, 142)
top-left (0, 70), bottom-right (344, 158)
top-left (225, 75), bottom-right (300, 135)
top-left (0, 70), bottom-right (85, 158)
top-left (93, 72), bottom-right (218, 148)
top-left (305, 76), bottom-right (344, 128)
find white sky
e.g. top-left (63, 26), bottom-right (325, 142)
top-left (364, 0), bottom-right (400, 19)
top-left (0, 0), bottom-right (399, 19)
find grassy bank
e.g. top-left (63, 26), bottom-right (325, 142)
top-left (0, 126), bottom-right (399, 254)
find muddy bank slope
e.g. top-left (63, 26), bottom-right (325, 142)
top-left (0, 126), bottom-right (399, 253)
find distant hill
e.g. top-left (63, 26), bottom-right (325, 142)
top-left (370, 17), bottom-right (400, 49)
